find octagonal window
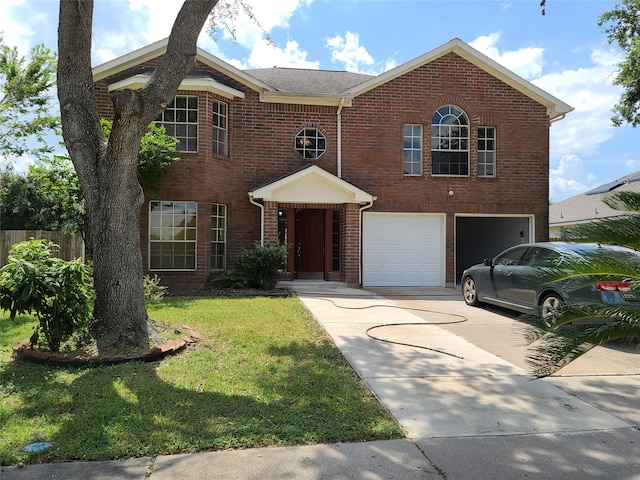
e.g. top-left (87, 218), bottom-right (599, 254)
top-left (295, 128), bottom-right (326, 159)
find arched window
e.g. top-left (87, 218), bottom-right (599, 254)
top-left (431, 106), bottom-right (469, 176)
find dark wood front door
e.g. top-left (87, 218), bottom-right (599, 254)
top-left (295, 209), bottom-right (325, 279)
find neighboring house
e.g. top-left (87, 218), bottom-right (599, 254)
top-left (549, 171), bottom-right (640, 240)
top-left (92, 37), bottom-right (572, 289)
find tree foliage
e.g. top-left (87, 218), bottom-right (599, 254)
top-left (599, 0), bottom-right (640, 126)
top-left (0, 34), bottom-right (59, 160)
top-left (524, 191), bottom-right (640, 377)
top-left (100, 118), bottom-right (179, 194)
top-left (0, 156), bottom-right (85, 234)
top-left (0, 239), bottom-right (94, 352)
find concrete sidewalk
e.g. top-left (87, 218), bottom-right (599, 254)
top-left (2, 283), bottom-right (639, 479)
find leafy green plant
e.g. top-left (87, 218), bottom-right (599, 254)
top-left (101, 118), bottom-right (180, 193)
top-left (143, 274), bottom-right (168, 304)
top-left (0, 239), bottom-right (94, 352)
top-left (211, 242), bottom-right (287, 289)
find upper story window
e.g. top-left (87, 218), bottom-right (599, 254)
top-left (149, 201), bottom-right (197, 270)
top-left (156, 95), bottom-right (198, 152)
top-left (212, 100), bottom-right (228, 157)
top-left (478, 127), bottom-right (496, 177)
top-left (403, 124), bottom-right (423, 176)
top-left (295, 128), bottom-right (326, 159)
top-left (431, 105), bottom-right (469, 176)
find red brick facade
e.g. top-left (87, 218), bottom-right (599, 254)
top-left (93, 39), bottom-right (569, 289)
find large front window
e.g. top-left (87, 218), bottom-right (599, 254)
top-left (149, 201), bottom-right (197, 270)
top-left (212, 100), bottom-right (228, 156)
top-left (431, 105), bottom-right (469, 176)
top-left (211, 203), bottom-right (227, 270)
top-left (155, 95), bottom-right (198, 152)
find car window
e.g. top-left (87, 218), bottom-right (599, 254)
top-left (523, 247), bottom-right (561, 268)
top-left (495, 247), bottom-right (527, 266)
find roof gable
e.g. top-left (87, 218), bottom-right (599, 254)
top-left (249, 165), bottom-right (374, 204)
top-left (92, 37), bottom-right (273, 94)
top-left (341, 38), bottom-right (573, 121)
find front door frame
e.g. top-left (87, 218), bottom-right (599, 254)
top-left (283, 208), bottom-right (337, 280)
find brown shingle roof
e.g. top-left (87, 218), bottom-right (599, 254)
top-left (244, 67), bottom-right (373, 94)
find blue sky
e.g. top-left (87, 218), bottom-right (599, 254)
top-left (2, 0), bottom-right (638, 202)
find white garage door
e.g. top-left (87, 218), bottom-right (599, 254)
top-left (363, 213), bottom-right (444, 287)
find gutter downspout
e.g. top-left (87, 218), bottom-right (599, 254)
top-left (358, 197), bottom-right (376, 285)
top-left (337, 98), bottom-right (345, 178)
top-left (248, 193), bottom-right (264, 246)
top-left (549, 113), bottom-right (566, 124)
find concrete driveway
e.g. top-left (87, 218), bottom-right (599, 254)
top-left (290, 283), bottom-right (640, 479)
top-left (370, 286), bottom-right (640, 429)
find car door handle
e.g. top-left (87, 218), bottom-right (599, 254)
top-left (504, 272), bottom-right (512, 277)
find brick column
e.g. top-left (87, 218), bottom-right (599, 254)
top-left (343, 203), bottom-right (361, 287)
top-left (263, 201), bottom-right (279, 244)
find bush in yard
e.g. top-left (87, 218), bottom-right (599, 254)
top-left (211, 242), bottom-right (287, 289)
top-left (0, 239), bottom-right (94, 352)
top-left (144, 274), bottom-right (168, 303)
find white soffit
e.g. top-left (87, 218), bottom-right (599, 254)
top-left (107, 75), bottom-right (245, 99)
top-left (250, 165), bottom-right (374, 204)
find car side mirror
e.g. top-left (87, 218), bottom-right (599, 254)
top-left (483, 258), bottom-right (492, 267)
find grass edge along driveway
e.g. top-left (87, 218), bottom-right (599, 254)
top-left (0, 296), bottom-right (404, 465)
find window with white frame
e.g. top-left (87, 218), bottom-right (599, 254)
top-left (149, 201), bottom-right (197, 270)
top-left (212, 100), bottom-right (228, 156)
top-left (295, 128), bottom-right (326, 159)
top-left (478, 127), bottom-right (496, 177)
top-left (155, 95), bottom-right (198, 152)
top-left (211, 203), bottom-right (226, 270)
top-left (403, 124), bottom-right (423, 175)
top-left (431, 105), bottom-right (469, 176)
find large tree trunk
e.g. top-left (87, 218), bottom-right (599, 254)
top-left (57, 0), bottom-right (218, 351)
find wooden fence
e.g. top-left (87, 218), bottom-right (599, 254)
top-left (0, 231), bottom-right (85, 267)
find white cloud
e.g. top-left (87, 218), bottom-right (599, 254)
top-left (535, 47), bottom-right (624, 158)
top-left (326, 32), bottom-right (392, 74)
top-left (246, 39), bottom-right (319, 69)
top-left (0, 1), bottom-right (51, 55)
top-left (470, 33), bottom-right (544, 79)
top-left (550, 154), bottom-right (589, 201)
top-left (210, 0), bottom-right (305, 50)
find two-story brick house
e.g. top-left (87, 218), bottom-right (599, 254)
top-left (92, 37), bottom-right (572, 289)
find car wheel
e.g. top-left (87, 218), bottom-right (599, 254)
top-left (462, 276), bottom-right (479, 306)
top-left (540, 293), bottom-right (562, 319)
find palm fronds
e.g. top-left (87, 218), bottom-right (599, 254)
top-left (523, 304), bottom-right (640, 377)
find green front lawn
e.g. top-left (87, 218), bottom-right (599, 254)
top-left (0, 296), bottom-right (403, 465)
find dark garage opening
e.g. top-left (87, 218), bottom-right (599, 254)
top-left (455, 216), bottom-right (532, 284)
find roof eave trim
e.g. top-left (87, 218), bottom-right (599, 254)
top-left (92, 37), bottom-right (274, 94)
top-left (92, 38), bottom-right (169, 82)
top-left (260, 91), bottom-right (354, 107)
top-left (107, 75), bottom-right (245, 99)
